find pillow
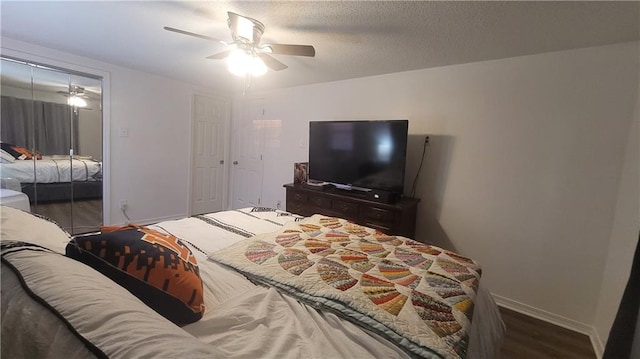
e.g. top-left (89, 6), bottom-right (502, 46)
top-left (0, 142), bottom-right (22, 160)
top-left (2, 241), bottom-right (222, 358)
top-left (1, 206), bottom-right (71, 253)
top-left (0, 142), bottom-right (41, 160)
top-left (1, 149), bottom-right (15, 163)
top-left (65, 224), bottom-right (205, 325)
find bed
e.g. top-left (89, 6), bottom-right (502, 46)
top-left (0, 156), bottom-right (102, 202)
top-left (0, 206), bottom-right (505, 358)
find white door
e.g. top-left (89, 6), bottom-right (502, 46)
top-left (231, 98), bottom-right (264, 209)
top-left (191, 94), bottom-right (229, 215)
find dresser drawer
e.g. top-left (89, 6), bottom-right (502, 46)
top-left (362, 207), bottom-right (395, 223)
top-left (283, 183), bottom-right (419, 239)
top-left (331, 199), bottom-right (358, 217)
top-left (309, 195), bottom-right (330, 208)
top-left (290, 191), bottom-right (308, 203)
top-left (286, 201), bottom-right (311, 217)
top-left (363, 221), bottom-right (392, 234)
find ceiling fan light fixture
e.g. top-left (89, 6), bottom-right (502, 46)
top-left (227, 50), bottom-right (267, 77)
top-left (228, 11), bottom-right (264, 44)
top-left (68, 96), bottom-right (87, 108)
top-left (236, 17), bottom-right (255, 42)
top-left (166, 11), bottom-right (314, 80)
top-left (250, 55), bottom-right (267, 77)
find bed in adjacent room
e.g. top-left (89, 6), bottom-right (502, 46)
top-left (0, 206), bottom-right (504, 358)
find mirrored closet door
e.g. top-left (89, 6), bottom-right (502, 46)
top-left (0, 56), bottom-right (103, 234)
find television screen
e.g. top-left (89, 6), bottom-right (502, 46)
top-left (308, 120), bottom-right (408, 194)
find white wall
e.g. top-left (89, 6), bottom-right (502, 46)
top-left (233, 42), bottom-right (639, 344)
top-left (1, 38), bottom-right (228, 225)
top-left (77, 104), bottom-right (103, 160)
top-left (593, 94), bottom-right (639, 351)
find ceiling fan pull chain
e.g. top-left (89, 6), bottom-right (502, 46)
top-left (243, 74), bottom-right (252, 96)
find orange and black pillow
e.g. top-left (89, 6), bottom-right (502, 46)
top-left (0, 142), bottom-right (41, 160)
top-left (65, 225), bottom-right (205, 325)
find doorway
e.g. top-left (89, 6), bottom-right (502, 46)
top-left (190, 93), bottom-right (230, 215)
top-left (230, 98), bottom-right (265, 209)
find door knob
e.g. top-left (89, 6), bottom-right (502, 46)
top-left (220, 160), bottom-right (224, 164)
top-left (233, 161), bottom-right (238, 165)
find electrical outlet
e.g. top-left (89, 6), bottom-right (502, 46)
top-left (425, 136), bottom-right (430, 145)
top-left (119, 200), bottom-right (128, 211)
top-left (276, 200), bottom-right (282, 210)
top-left (119, 127), bottom-right (129, 137)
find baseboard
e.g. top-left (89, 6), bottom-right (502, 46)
top-left (492, 293), bottom-right (604, 359)
top-left (112, 213), bottom-right (187, 227)
top-left (592, 331), bottom-right (605, 359)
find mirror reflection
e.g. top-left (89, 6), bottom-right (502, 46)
top-left (0, 57), bottom-right (103, 234)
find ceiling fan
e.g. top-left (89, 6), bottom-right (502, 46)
top-left (57, 85), bottom-right (90, 109)
top-left (164, 11), bottom-right (316, 75)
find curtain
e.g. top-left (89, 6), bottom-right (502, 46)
top-left (1, 96), bottom-right (35, 149)
top-left (1, 96), bottom-right (78, 155)
top-left (603, 233), bottom-right (640, 359)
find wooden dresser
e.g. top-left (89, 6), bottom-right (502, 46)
top-left (283, 183), bottom-right (420, 238)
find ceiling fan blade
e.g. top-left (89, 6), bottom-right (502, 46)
top-left (163, 26), bottom-right (225, 44)
top-left (262, 44), bottom-right (315, 57)
top-left (257, 53), bottom-right (288, 71)
top-left (206, 50), bottom-right (232, 60)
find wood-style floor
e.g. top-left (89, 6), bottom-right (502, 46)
top-left (32, 199), bottom-right (102, 235)
top-left (499, 306), bottom-right (597, 359)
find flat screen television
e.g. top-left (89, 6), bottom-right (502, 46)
top-left (308, 119), bottom-right (409, 194)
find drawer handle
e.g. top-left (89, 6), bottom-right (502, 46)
top-left (365, 222), bottom-right (391, 232)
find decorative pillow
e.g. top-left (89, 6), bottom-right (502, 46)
top-left (0, 142), bottom-right (41, 160)
top-left (0, 149), bottom-right (15, 163)
top-left (65, 224), bottom-right (205, 325)
top-left (1, 142), bottom-right (22, 159)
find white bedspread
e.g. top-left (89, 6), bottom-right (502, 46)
top-left (0, 157), bottom-right (101, 183)
top-left (152, 210), bottom-right (414, 358)
top-left (1, 206), bottom-right (504, 359)
top-left (151, 208), bottom-right (505, 359)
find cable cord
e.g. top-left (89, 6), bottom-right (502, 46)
top-left (410, 138), bottom-right (429, 198)
top-left (121, 207), bottom-right (131, 223)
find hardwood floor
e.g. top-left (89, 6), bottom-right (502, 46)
top-left (499, 306), bottom-right (597, 359)
top-left (32, 199), bottom-right (102, 235)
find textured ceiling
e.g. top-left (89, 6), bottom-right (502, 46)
top-left (1, 1), bottom-right (638, 93)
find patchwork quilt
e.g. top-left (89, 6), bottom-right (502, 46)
top-left (209, 215), bottom-right (481, 358)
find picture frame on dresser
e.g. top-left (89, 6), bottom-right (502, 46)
top-left (294, 162), bottom-right (308, 185)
